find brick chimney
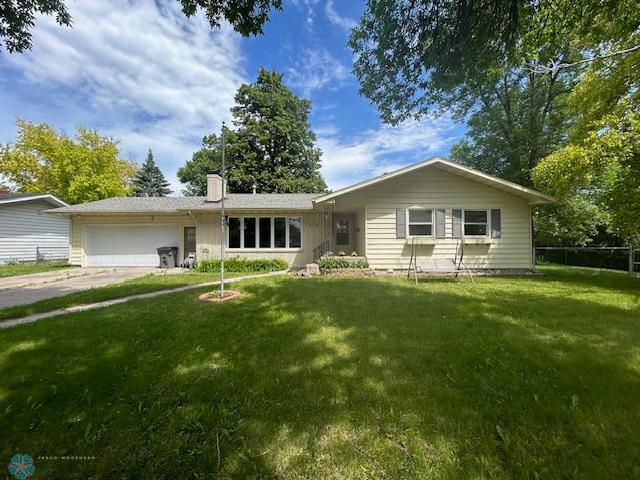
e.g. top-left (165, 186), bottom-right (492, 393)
top-left (206, 172), bottom-right (226, 202)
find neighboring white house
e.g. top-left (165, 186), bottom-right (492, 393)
top-left (0, 193), bottom-right (70, 263)
top-left (49, 157), bottom-right (554, 271)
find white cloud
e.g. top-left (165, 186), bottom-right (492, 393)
top-left (286, 47), bottom-right (351, 96)
top-left (3, 0), bottom-right (246, 194)
top-left (325, 0), bottom-right (357, 31)
top-left (316, 117), bottom-right (459, 190)
top-left (289, 0), bottom-right (321, 29)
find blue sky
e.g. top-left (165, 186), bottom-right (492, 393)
top-left (0, 0), bottom-right (465, 193)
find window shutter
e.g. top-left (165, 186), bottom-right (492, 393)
top-left (452, 209), bottom-right (462, 237)
top-left (396, 208), bottom-right (406, 238)
top-left (491, 209), bottom-right (502, 238)
top-left (435, 209), bottom-right (445, 237)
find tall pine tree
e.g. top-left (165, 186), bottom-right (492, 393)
top-left (178, 68), bottom-right (327, 195)
top-left (132, 149), bottom-right (172, 197)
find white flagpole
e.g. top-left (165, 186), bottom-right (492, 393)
top-left (220, 122), bottom-right (226, 297)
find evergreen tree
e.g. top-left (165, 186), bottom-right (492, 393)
top-left (178, 68), bottom-right (327, 195)
top-left (132, 149), bottom-right (172, 197)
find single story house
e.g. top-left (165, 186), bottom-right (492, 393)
top-left (0, 193), bottom-right (70, 263)
top-left (48, 157), bottom-right (553, 271)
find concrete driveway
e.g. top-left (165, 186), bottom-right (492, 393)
top-left (0, 268), bottom-right (158, 308)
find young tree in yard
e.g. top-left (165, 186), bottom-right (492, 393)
top-left (132, 149), bottom-right (172, 197)
top-left (0, 119), bottom-right (135, 204)
top-left (1, 0), bottom-right (281, 53)
top-left (179, 68), bottom-right (327, 195)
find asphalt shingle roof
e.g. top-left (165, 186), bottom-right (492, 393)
top-left (48, 194), bottom-right (320, 214)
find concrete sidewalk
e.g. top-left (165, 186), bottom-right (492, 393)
top-left (0, 271), bottom-right (287, 329)
top-left (0, 268), bottom-right (157, 308)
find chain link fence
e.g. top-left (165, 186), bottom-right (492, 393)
top-left (535, 247), bottom-right (639, 277)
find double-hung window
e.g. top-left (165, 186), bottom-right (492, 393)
top-left (227, 216), bottom-right (302, 249)
top-left (463, 210), bottom-right (488, 236)
top-left (408, 208), bottom-right (433, 236)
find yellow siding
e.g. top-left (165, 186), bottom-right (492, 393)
top-left (69, 210), bottom-right (323, 268)
top-left (333, 167), bottom-right (533, 270)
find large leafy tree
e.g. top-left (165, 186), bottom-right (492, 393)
top-left (350, 0), bottom-right (639, 246)
top-left (533, 30), bottom-right (640, 244)
top-left (1, 0), bottom-right (282, 53)
top-left (178, 68), bottom-right (327, 195)
top-left (132, 149), bottom-right (172, 197)
top-left (0, 118), bottom-right (135, 204)
top-left (348, 0), bottom-right (637, 124)
top-left (449, 67), bottom-right (574, 186)
top-left (0, 0), bottom-right (71, 53)
top-left (176, 134), bottom-right (222, 196)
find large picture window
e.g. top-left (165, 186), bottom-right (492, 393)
top-left (259, 218), bottom-right (271, 248)
top-left (408, 209), bottom-right (433, 236)
top-left (289, 217), bottom-right (302, 248)
top-left (274, 217), bottom-right (286, 248)
top-left (464, 210), bottom-right (488, 236)
top-left (227, 216), bottom-right (302, 249)
top-left (228, 217), bottom-right (241, 248)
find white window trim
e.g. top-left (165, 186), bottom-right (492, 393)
top-left (407, 207), bottom-right (434, 237)
top-left (462, 209), bottom-right (490, 237)
top-left (226, 216), bottom-right (303, 250)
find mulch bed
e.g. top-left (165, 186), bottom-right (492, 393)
top-left (198, 290), bottom-right (241, 302)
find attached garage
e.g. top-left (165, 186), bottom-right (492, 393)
top-left (84, 224), bottom-right (180, 267)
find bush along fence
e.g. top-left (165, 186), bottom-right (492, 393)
top-left (196, 257), bottom-right (288, 273)
top-left (535, 246), bottom-right (639, 277)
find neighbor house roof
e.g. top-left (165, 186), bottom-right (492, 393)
top-left (0, 193), bottom-right (69, 208)
top-left (48, 193), bottom-right (319, 214)
top-left (313, 157), bottom-right (555, 206)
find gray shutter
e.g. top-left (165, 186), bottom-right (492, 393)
top-left (491, 209), bottom-right (502, 238)
top-left (452, 209), bottom-right (462, 237)
top-left (435, 209), bottom-right (445, 237)
top-left (396, 208), bottom-right (406, 238)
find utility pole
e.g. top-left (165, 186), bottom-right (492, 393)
top-left (220, 122), bottom-right (226, 297)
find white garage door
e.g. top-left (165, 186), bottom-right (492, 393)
top-left (85, 225), bottom-right (180, 267)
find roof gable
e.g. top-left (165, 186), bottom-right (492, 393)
top-left (313, 157), bottom-right (554, 205)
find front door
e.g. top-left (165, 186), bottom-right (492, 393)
top-left (183, 226), bottom-right (196, 260)
top-left (334, 214), bottom-right (354, 255)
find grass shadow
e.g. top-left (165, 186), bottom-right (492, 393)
top-left (0, 267), bottom-right (639, 478)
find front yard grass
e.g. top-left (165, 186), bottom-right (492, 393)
top-left (0, 271), bottom-right (259, 321)
top-left (0, 261), bottom-right (71, 278)
top-left (0, 266), bottom-right (638, 478)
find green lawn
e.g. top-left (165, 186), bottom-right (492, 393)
top-left (0, 261), bottom-right (71, 278)
top-left (0, 272), bottom-right (256, 321)
top-left (0, 266), bottom-right (638, 479)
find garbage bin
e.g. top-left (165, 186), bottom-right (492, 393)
top-left (157, 246), bottom-right (179, 268)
